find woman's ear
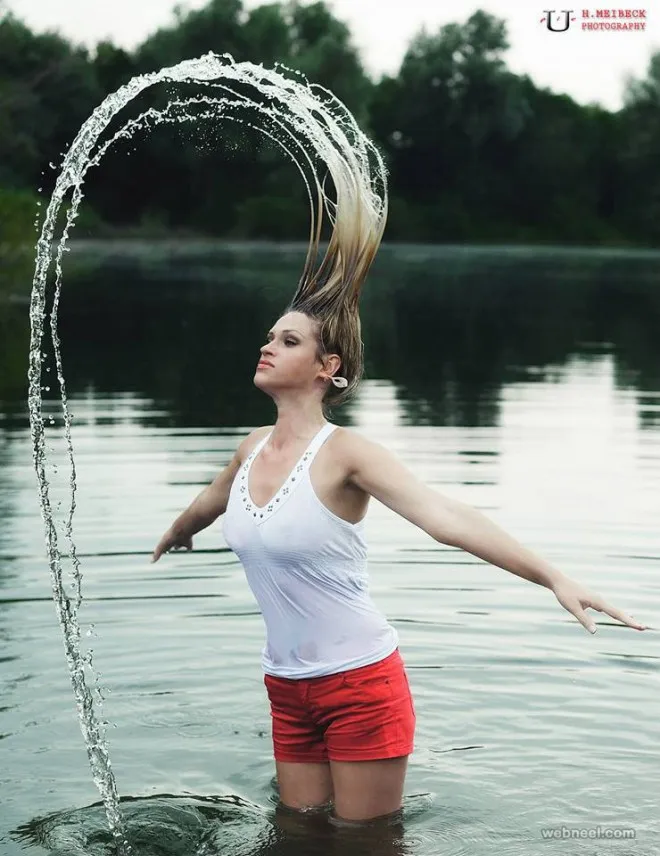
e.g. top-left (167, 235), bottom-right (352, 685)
top-left (323, 354), bottom-right (342, 376)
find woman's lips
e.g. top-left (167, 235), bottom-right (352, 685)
top-left (257, 361), bottom-right (273, 368)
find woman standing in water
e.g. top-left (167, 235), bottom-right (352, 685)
top-left (151, 129), bottom-right (645, 829)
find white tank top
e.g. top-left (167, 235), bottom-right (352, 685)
top-left (222, 421), bottom-right (399, 678)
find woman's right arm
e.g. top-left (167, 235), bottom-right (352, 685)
top-left (150, 427), bottom-right (267, 563)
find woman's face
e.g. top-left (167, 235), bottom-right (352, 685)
top-left (254, 311), bottom-right (327, 389)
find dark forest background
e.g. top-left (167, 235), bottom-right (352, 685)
top-left (2, 0), bottom-right (660, 291)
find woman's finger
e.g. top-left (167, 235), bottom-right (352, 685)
top-left (574, 606), bottom-right (597, 634)
top-left (556, 592), bottom-right (597, 633)
top-left (151, 538), bottom-right (170, 563)
top-left (597, 601), bottom-right (646, 630)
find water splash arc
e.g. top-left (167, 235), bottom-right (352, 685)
top-left (27, 52), bottom-right (387, 855)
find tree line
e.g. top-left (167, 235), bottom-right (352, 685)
top-left (1, 0), bottom-right (659, 257)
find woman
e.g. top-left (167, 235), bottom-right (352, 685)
top-left (151, 311), bottom-right (646, 828)
top-left (151, 113), bottom-right (646, 829)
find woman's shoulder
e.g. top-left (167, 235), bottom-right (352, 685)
top-left (236, 425), bottom-right (274, 465)
top-left (327, 425), bottom-right (373, 470)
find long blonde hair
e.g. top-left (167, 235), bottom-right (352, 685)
top-left (283, 97), bottom-right (389, 417)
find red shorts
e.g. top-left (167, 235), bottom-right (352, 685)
top-left (263, 648), bottom-right (416, 763)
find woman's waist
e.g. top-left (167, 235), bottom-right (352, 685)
top-left (262, 629), bottom-right (399, 679)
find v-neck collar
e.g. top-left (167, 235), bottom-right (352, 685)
top-left (237, 422), bottom-right (333, 524)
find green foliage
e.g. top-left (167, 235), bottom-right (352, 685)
top-left (0, 186), bottom-right (35, 300)
top-left (136, 0), bottom-right (245, 72)
top-left (285, 1), bottom-right (372, 121)
top-left (0, 11), bottom-right (102, 188)
top-left (92, 41), bottom-right (136, 95)
top-left (242, 3), bottom-right (292, 66)
top-left (370, 11), bottom-right (535, 238)
top-left (0, 2), bottom-right (657, 246)
top-left (617, 55), bottom-right (660, 242)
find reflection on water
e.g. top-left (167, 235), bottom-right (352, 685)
top-left (14, 794), bottom-right (273, 856)
top-left (14, 792), bottom-right (433, 856)
top-left (4, 242), bottom-right (660, 430)
top-left (1, 243), bottom-right (659, 855)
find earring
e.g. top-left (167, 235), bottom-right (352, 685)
top-left (327, 375), bottom-right (348, 388)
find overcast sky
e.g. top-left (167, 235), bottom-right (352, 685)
top-left (6, 0), bottom-right (658, 110)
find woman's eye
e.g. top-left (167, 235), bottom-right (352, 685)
top-left (264, 337), bottom-right (296, 345)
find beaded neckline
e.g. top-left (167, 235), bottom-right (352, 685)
top-left (238, 423), bottom-right (332, 523)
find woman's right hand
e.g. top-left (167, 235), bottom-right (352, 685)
top-left (151, 528), bottom-right (193, 563)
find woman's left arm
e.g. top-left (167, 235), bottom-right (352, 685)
top-left (343, 432), bottom-right (648, 635)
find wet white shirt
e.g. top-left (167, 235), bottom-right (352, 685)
top-left (222, 421), bottom-right (399, 678)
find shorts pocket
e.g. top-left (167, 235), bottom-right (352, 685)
top-left (402, 669), bottom-right (416, 717)
top-left (340, 670), bottom-right (394, 698)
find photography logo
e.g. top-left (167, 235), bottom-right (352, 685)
top-left (541, 8), bottom-right (647, 32)
top-left (540, 10), bottom-right (577, 31)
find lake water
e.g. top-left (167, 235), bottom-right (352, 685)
top-left (1, 242), bottom-right (659, 855)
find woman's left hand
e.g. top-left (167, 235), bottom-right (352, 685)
top-left (551, 577), bottom-right (647, 634)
